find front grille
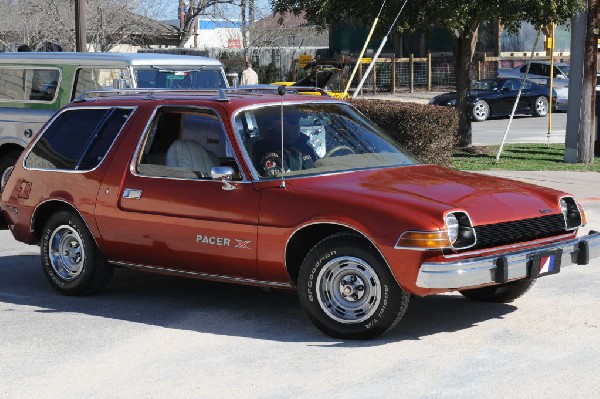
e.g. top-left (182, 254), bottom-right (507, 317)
top-left (473, 214), bottom-right (567, 250)
top-left (446, 214), bottom-right (567, 254)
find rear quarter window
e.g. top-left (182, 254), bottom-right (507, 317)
top-left (25, 107), bottom-right (133, 171)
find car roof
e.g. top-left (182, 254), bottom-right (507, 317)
top-left (0, 52), bottom-right (223, 67)
top-left (525, 61), bottom-right (569, 67)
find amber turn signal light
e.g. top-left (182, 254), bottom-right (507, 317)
top-left (395, 231), bottom-right (452, 249)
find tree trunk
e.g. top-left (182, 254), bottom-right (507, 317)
top-left (453, 26), bottom-right (479, 147)
top-left (579, 0), bottom-right (599, 163)
top-left (241, 0), bottom-right (248, 50)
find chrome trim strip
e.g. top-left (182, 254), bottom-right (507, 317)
top-left (129, 105), bottom-right (248, 182)
top-left (559, 195), bottom-right (582, 231)
top-left (30, 199), bottom-right (102, 249)
top-left (416, 231), bottom-right (600, 289)
top-left (23, 106), bottom-right (137, 173)
top-left (111, 260), bottom-right (293, 289)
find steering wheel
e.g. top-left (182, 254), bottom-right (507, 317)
top-left (323, 145), bottom-right (355, 158)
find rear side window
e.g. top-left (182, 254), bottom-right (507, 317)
top-left (25, 107), bottom-right (133, 171)
top-left (73, 68), bottom-right (129, 99)
top-left (0, 67), bottom-right (60, 102)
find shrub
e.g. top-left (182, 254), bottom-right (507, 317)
top-left (351, 99), bottom-right (459, 166)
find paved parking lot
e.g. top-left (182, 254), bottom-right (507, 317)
top-left (1, 172), bottom-right (599, 398)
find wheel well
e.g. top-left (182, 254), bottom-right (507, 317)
top-left (0, 144), bottom-right (24, 161)
top-left (31, 201), bottom-right (75, 241)
top-left (285, 224), bottom-right (375, 285)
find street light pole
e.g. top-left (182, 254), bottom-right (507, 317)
top-left (75, 0), bottom-right (87, 52)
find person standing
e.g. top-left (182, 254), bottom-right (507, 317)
top-left (240, 61), bottom-right (259, 85)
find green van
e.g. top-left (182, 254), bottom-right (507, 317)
top-left (0, 52), bottom-right (227, 176)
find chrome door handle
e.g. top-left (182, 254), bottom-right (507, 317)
top-left (123, 188), bottom-right (142, 199)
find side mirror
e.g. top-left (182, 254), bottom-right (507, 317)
top-left (211, 166), bottom-right (236, 191)
top-left (556, 74), bottom-right (567, 80)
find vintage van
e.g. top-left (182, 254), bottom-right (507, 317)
top-left (0, 52), bottom-right (227, 176)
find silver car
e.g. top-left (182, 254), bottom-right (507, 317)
top-left (498, 61), bottom-right (569, 88)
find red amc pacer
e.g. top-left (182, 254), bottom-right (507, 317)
top-left (1, 89), bottom-right (598, 339)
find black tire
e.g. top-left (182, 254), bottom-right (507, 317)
top-left (297, 233), bottom-right (410, 339)
top-left (0, 150), bottom-right (21, 182)
top-left (472, 100), bottom-right (490, 122)
top-left (532, 95), bottom-right (549, 117)
top-left (459, 278), bottom-right (535, 303)
top-left (40, 210), bottom-right (113, 295)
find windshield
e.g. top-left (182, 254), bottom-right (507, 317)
top-left (134, 66), bottom-right (227, 89)
top-left (235, 103), bottom-right (418, 179)
top-left (556, 65), bottom-right (570, 77)
top-left (470, 79), bottom-right (504, 91)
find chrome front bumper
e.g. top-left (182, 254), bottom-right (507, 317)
top-left (416, 231), bottom-right (600, 289)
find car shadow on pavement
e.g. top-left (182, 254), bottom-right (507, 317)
top-left (0, 255), bottom-right (517, 345)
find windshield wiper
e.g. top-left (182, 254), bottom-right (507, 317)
top-left (150, 66), bottom-right (206, 73)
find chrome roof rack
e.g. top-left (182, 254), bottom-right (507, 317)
top-left (74, 88), bottom-right (221, 102)
top-left (74, 86), bottom-right (331, 102)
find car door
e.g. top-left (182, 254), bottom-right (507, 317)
top-left (492, 80), bottom-right (518, 115)
top-left (96, 106), bottom-right (260, 278)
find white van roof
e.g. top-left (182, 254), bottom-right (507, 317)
top-left (0, 52), bottom-right (223, 67)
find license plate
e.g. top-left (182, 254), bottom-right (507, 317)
top-left (529, 250), bottom-right (562, 278)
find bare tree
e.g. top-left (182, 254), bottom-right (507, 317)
top-left (0, 0), bottom-right (175, 52)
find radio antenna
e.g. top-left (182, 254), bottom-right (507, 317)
top-left (278, 85), bottom-right (286, 188)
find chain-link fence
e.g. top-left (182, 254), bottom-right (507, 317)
top-left (340, 56), bottom-right (456, 94)
top-left (141, 49), bottom-right (573, 91)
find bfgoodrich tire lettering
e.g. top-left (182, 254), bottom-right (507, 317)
top-left (40, 210), bottom-right (113, 295)
top-left (298, 233), bottom-right (409, 339)
top-left (459, 278), bottom-right (535, 303)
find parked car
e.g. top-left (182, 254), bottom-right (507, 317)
top-left (429, 78), bottom-right (556, 121)
top-left (1, 89), bottom-right (598, 339)
top-left (497, 61), bottom-right (570, 88)
top-left (547, 74), bottom-right (600, 112)
top-left (0, 52), bottom-right (228, 179)
top-left (554, 86), bottom-right (569, 112)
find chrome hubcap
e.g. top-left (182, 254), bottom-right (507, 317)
top-left (536, 98), bottom-right (548, 115)
top-left (473, 102), bottom-right (488, 119)
top-left (49, 225), bottom-right (85, 281)
top-left (316, 256), bottom-right (381, 324)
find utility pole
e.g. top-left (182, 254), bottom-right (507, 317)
top-left (565, 11), bottom-right (586, 163)
top-left (579, 0), bottom-right (599, 162)
top-left (75, 0), bottom-right (87, 52)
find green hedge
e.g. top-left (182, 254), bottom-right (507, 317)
top-left (351, 99), bottom-right (459, 166)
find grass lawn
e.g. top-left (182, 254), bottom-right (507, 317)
top-left (452, 144), bottom-right (600, 172)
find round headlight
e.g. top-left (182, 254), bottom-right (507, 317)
top-left (560, 198), bottom-right (568, 218)
top-left (446, 213), bottom-right (459, 244)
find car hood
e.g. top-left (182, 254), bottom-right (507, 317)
top-left (288, 165), bottom-right (563, 228)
